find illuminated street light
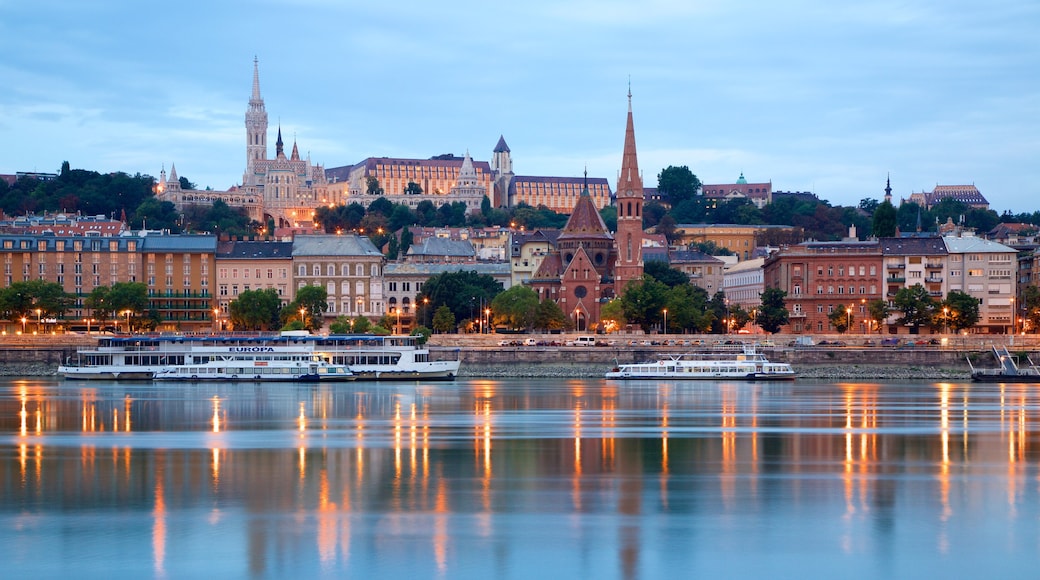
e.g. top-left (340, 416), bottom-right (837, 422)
top-left (484, 308), bottom-right (490, 335)
top-left (20, 316), bottom-right (26, 334)
top-left (662, 308), bottom-right (668, 335)
top-left (943, 306), bottom-right (949, 335)
top-left (36, 308), bottom-right (42, 334)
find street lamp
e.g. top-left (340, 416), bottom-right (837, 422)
top-left (484, 307), bottom-right (490, 334)
top-left (574, 308), bottom-right (580, 332)
top-left (214, 308), bottom-right (221, 332)
top-left (299, 307), bottom-right (307, 329)
top-left (35, 308), bottom-right (42, 334)
top-left (847, 304), bottom-right (853, 335)
top-left (943, 306), bottom-right (949, 335)
top-left (123, 310), bottom-right (132, 334)
top-left (423, 297), bottom-right (429, 328)
top-left (20, 316), bottom-right (26, 334)
top-left (395, 307), bottom-right (401, 335)
top-left (662, 308), bottom-right (668, 335)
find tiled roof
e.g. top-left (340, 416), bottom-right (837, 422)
top-left (558, 192), bottom-right (611, 240)
top-left (139, 234), bottom-right (217, 251)
top-left (942, 235), bottom-right (1015, 254)
top-left (292, 234), bottom-right (383, 257)
top-left (216, 240), bottom-right (294, 259)
top-left (494, 135), bottom-right (510, 153)
top-left (383, 262), bottom-right (510, 276)
top-left (669, 250), bottom-right (725, 264)
top-left (407, 237), bottom-right (475, 257)
top-left (879, 236), bottom-right (948, 256)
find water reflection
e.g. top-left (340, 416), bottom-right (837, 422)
top-left (2, 378), bottom-right (1040, 577)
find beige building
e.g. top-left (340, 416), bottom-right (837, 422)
top-left (674, 224), bottom-right (793, 262)
top-left (509, 230), bottom-right (557, 288)
top-left (667, 250), bottom-right (726, 295)
top-left (291, 234), bottom-right (385, 322)
top-left (326, 152), bottom-right (492, 215)
top-left (214, 240), bottom-right (294, 325)
top-left (723, 257), bottom-right (765, 310)
top-left (942, 233), bottom-right (1016, 333)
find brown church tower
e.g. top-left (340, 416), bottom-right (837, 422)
top-left (614, 86), bottom-right (644, 291)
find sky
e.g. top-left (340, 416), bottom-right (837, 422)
top-left (2, 0), bottom-right (1039, 214)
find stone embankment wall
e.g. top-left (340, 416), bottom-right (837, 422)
top-left (0, 332), bottom-right (1029, 380)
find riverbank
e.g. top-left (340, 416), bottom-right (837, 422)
top-left (456, 362), bottom-right (970, 380)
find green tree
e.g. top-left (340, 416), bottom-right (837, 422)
top-left (892, 284), bottom-right (936, 333)
top-left (664, 284), bottom-right (711, 333)
top-left (178, 176), bottom-right (196, 190)
top-left (644, 260), bottom-right (689, 288)
top-left (867, 299), bottom-right (890, 333)
top-left (534, 299), bottom-right (570, 332)
top-left (329, 316), bottom-right (352, 334)
top-left (941, 290), bottom-right (980, 332)
top-left (404, 181), bottom-right (423, 195)
top-left (757, 287), bottom-right (789, 334)
top-left (599, 299), bottom-right (626, 333)
top-left (410, 325), bottom-right (432, 344)
top-left (657, 165), bottom-right (701, 206)
top-left (872, 200), bottom-right (897, 238)
top-left (131, 197), bottom-right (181, 232)
top-left (619, 276), bottom-right (669, 332)
top-left (599, 206), bottom-right (617, 233)
top-left (490, 286), bottom-right (540, 331)
top-left (828, 304), bottom-right (854, 334)
top-left (228, 288), bottom-right (282, 331)
top-left (416, 271), bottom-right (503, 327)
top-left (366, 176), bottom-right (384, 196)
top-left (284, 285), bottom-right (329, 331)
top-left (432, 305), bottom-right (456, 334)
top-left (352, 315), bottom-right (373, 333)
top-left (0, 280), bottom-right (73, 326)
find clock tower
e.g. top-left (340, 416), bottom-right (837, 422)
top-left (614, 87), bottom-right (644, 291)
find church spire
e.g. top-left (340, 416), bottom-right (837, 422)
top-left (615, 84), bottom-right (645, 291)
top-left (251, 56), bottom-right (262, 102)
top-left (276, 125), bottom-right (284, 158)
top-left (884, 174), bottom-right (893, 203)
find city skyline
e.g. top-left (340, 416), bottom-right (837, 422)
top-left (2, 1), bottom-right (1038, 213)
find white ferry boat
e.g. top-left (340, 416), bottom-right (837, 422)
top-left (605, 344), bottom-right (796, 381)
top-left (154, 354), bottom-right (354, 382)
top-left (58, 332), bottom-right (460, 381)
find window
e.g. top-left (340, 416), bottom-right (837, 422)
top-left (869, 265), bottom-right (876, 276)
top-left (793, 284), bottom-right (802, 295)
top-left (298, 265), bottom-right (306, 276)
top-left (312, 264), bottom-right (320, 276)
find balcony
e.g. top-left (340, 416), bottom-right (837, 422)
top-left (886, 263), bottom-right (905, 270)
top-left (887, 276), bottom-right (905, 283)
top-left (926, 276), bottom-right (943, 283)
top-left (926, 261), bottom-right (943, 269)
top-left (790, 311), bottom-right (806, 318)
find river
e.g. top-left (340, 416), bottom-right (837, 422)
top-left (1, 377), bottom-right (1037, 578)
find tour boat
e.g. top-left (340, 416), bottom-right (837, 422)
top-left (153, 355), bottom-right (354, 382)
top-left (968, 346), bottom-right (1040, 383)
top-left (58, 332), bottom-right (460, 381)
top-left (605, 344), bottom-right (796, 381)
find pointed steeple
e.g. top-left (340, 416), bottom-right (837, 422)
top-left (276, 126), bottom-right (284, 158)
top-left (619, 85), bottom-right (642, 193)
top-left (458, 149), bottom-right (477, 186)
top-left (493, 135), bottom-right (510, 153)
top-left (168, 163), bottom-right (180, 190)
top-left (251, 56), bottom-right (262, 102)
top-left (615, 84), bottom-right (645, 291)
top-left (884, 174), bottom-right (892, 203)
top-left (290, 139), bottom-right (300, 161)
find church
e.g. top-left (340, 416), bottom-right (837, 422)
top-left (157, 59), bottom-right (335, 229)
top-left (526, 90), bottom-right (645, 332)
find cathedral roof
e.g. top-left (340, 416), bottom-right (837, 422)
top-left (558, 187), bottom-right (611, 241)
top-left (494, 135), bottom-right (510, 153)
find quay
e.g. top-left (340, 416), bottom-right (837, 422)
top-left (1, 332), bottom-right (1034, 379)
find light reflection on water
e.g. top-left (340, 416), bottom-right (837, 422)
top-left (1, 377), bottom-right (1039, 578)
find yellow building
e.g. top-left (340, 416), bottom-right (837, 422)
top-left (674, 224), bottom-right (794, 261)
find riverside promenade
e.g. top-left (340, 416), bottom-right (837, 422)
top-left (0, 331), bottom-right (1035, 379)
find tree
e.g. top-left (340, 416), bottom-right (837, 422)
top-left (657, 165), bottom-right (701, 206)
top-left (871, 200), bottom-right (897, 238)
top-left (490, 286), bottom-right (540, 331)
top-left (131, 197), bottom-right (181, 232)
top-left (416, 271), bottom-right (503, 327)
top-left (858, 198), bottom-right (880, 214)
top-left (352, 315), bottom-right (373, 333)
top-left (757, 287), bottom-right (789, 334)
top-left (0, 280), bottom-right (73, 325)
top-left (599, 206), bottom-right (617, 233)
top-left (599, 299), bottom-right (626, 333)
top-left (867, 299), bottom-right (890, 333)
top-left (892, 284), bottom-right (936, 333)
top-left (178, 176), bottom-right (196, 190)
top-left (404, 181), bottom-right (423, 195)
top-left (619, 276), bottom-right (669, 332)
top-left (432, 305), bottom-right (456, 334)
top-left (366, 176), bottom-right (384, 196)
top-left (534, 299), bottom-right (570, 332)
top-left (228, 288), bottom-right (282, 331)
top-left (285, 285), bottom-right (329, 331)
top-left (942, 290), bottom-right (980, 332)
top-left (644, 260), bottom-right (690, 288)
top-left (664, 284), bottom-right (711, 333)
top-left (329, 316), bottom-right (352, 334)
top-left (828, 304), bottom-right (854, 334)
